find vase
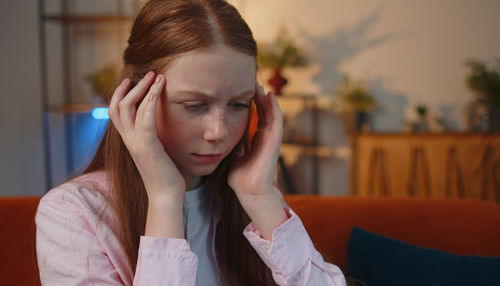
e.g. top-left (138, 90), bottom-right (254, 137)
top-left (267, 68), bottom-right (287, 95)
top-left (356, 111), bottom-right (371, 132)
top-left (412, 119), bottom-right (428, 133)
top-left (342, 111), bottom-right (370, 133)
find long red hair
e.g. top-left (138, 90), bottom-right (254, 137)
top-left (84, 0), bottom-right (275, 285)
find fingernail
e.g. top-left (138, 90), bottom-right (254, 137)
top-left (155, 75), bottom-right (162, 83)
top-left (145, 71), bottom-right (154, 79)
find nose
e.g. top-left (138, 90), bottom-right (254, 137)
top-left (203, 107), bottom-right (228, 143)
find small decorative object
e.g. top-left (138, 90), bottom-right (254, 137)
top-left (402, 119), bottom-right (413, 133)
top-left (85, 63), bottom-right (119, 102)
top-left (433, 116), bottom-right (445, 132)
top-left (466, 101), bottom-right (489, 132)
top-left (403, 104), bottom-right (434, 133)
top-left (333, 75), bottom-right (376, 133)
top-left (413, 104), bottom-right (428, 132)
top-left (465, 59), bottom-right (500, 132)
top-left (267, 69), bottom-right (288, 95)
top-left (257, 25), bottom-right (307, 95)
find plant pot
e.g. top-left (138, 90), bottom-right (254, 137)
top-left (412, 119), bottom-right (428, 133)
top-left (342, 111), bottom-right (371, 133)
top-left (267, 69), bottom-right (287, 95)
top-left (356, 111), bottom-right (371, 132)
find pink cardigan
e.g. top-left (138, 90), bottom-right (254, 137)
top-left (35, 171), bottom-right (346, 285)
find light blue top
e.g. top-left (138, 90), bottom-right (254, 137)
top-left (183, 184), bottom-right (220, 286)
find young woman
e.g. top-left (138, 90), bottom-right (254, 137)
top-left (35, 0), bottom-right (346, 285)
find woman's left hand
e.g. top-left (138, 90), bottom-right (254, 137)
top-left (228, 82), bottom-right (288, 240)
top-left (228, 82), bottom-right (283, 201)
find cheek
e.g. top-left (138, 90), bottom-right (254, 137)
top-left (227, 112), bottom-right (250, 143)
top-left (155, 101), bottom-right (190, 152)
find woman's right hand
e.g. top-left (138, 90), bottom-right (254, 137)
top-left (108, 71), bottom-right (186, 202)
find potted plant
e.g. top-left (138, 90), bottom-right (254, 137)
top-left (333, 75), bottom-right (376, 133)
top-left (414, 104), bottom-right (428, 132)
top-left (85, 63), bottom-right (119, 103)
top-left (257, 26), bottom-right (307, 95)
top-left (465, 59), bottom-right (500, 132)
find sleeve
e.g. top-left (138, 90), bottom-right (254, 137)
top-left (133, 236), bottom-right (198, 285)
top-left (242, 207), bottom-right (347, 286)
top-left (36, 197), bottom-right (199, 286)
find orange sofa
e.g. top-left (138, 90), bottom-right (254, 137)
top-left (2, 196), bottom-right (500, 285)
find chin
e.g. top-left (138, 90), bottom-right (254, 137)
top-left (183, 163), bottom-right (221, 177)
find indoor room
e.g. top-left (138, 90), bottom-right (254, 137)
top-left (1, 0), bottom-right (499, 285)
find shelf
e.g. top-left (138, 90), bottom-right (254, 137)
top-left (283, 137), bottom-right (315, 146)
top-left (348, 132), bottom-right (500, 138)
top-left (39, 0), bottom-right (139, 189)
top-left (276, 94), bottom-right (323, 100)
top-left (42, 14), bottom-right (133, 24)
top-left (47, 104), bottom-right (107, 113)
top-left (280, 144), bottom-right (334, 158)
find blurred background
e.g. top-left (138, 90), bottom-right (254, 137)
top-left (1, 0), bottom-right (499, 202)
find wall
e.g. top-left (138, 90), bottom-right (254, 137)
top-left (237, 0), bottom-right (500, 130)
top-left (229, 0), bottom-right (500, 195)
top-left (1, 0), bottom-right (499, 196)
top-left (0, 1), bottom-right (46, 196)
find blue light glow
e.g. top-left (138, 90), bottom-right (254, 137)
top-left (91, 107), bottom-right (109, 120)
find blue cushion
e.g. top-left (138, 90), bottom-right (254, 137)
top-left (346, 227), bottom-right (500, 286)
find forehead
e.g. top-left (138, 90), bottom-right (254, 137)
top-left (163, 45), bottom-right (256, 97)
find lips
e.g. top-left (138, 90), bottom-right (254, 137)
top-left (192, 153), bottom-right (223, 164)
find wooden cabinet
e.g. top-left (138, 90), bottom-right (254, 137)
top-left (350, 133), bottom-right (500, 203)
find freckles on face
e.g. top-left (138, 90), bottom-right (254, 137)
top-left (155, 44), bottom-right (256, 176)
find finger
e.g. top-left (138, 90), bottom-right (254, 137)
top-left (253, 83), bottom-right (268, 128)
top-left (136, 74), bottom-right (165, 134)
top-left (267, 91), bottom-right (283, 128)
top-left (267, 91), bottom-right (284, 149)
top-left (142, 76), bottom-right (164, 141)
top-left (108, 78), bottom-right (131, 132)
top-left (119, 71), bottom-right (155, 131)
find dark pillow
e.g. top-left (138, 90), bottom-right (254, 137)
top-left (346, 227), bottom-right (500, 286)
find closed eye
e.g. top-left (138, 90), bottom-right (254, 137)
top-left (229, 102), bottom-right (250, 109)
top-left (183, 102), bottom-right (207, 112)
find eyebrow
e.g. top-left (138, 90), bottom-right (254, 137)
top-left (175, 89), bottom-right (254, 100)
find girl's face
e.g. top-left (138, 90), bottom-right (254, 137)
top-left (156, 44), bottom-right (256, 182)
